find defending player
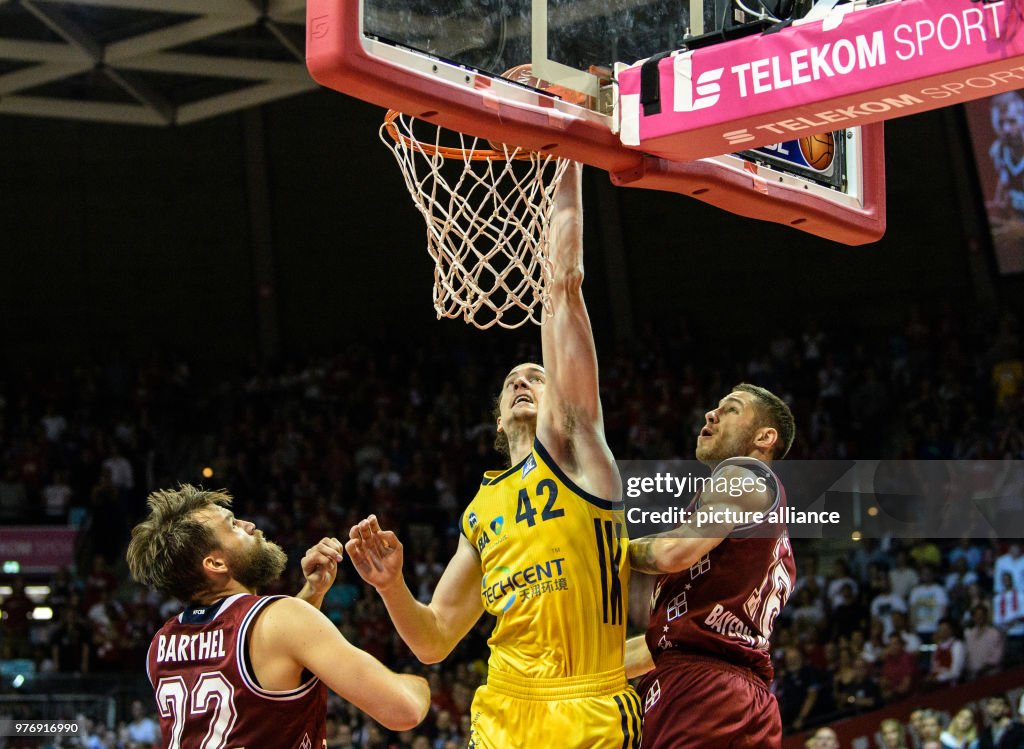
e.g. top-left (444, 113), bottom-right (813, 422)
top-left (346, 163), bottom-right (640, 749)
top-left (626, 385), bottom-right (797, 749)
top-left (126, 485), bottom-right (430, 748)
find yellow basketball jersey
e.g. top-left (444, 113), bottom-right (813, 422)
top-left (460, 439), bottom-right (628, 679)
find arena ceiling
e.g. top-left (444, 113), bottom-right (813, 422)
top-left (0, 0), bottom-right (317, 125)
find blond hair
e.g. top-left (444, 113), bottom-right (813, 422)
top-left (126, 485), bottom-right (232, 602)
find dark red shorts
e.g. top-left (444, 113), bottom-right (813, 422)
top-left (637, 652), bottom-right (782, 749)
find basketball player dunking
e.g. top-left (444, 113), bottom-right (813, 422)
top-left (626, 385), bottom-right (797, 749)
top-left (346, 163), bottom-right (641, 749)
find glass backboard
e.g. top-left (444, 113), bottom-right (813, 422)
top-left (363, 0), bottom-right (728, 102)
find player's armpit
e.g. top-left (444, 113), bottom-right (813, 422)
top-left (259, 597), bottom-right (430, 730)
top-left (625, 635), bottom-right (655, 679)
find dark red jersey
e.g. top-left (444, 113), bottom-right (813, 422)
top-left (645, 457), bottom-right (796, 684)
top-left (147, 593), bottom-right (326, 749)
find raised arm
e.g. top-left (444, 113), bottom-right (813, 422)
top-left (346, 516), bottom-right (484, 664)
top-left (536, 162), bottom-right (619, 500)
top-left (254, 596), bottom-right (431, 731)
top-left (629, 465), bottom-right (773, 574)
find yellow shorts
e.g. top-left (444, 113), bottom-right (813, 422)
top-left (468, 667), bottom-right (642, 749)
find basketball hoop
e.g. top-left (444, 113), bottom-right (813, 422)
top-left (380, 109), bottom-right (570, 330)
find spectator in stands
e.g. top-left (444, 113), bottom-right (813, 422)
top-left (890, 550), bottom-right (921, 602)
top-left (946, 557), bottom-right (979, 595)
top-left (836, 657), bottom-right (882, 715)
top-left (872, 576), bottom-right (909, 639)
top-left (0, 466), bottom-right (28, 522)
top-left (832, 647), bottom-right (858, 711)
top-left (912, 541), bottom-right (943, 570)
top-left (919, 710), bottom-right (945, 747)
top-left (910, 709), bottom-right (928, 746)
top-left (892, 610), bottom-right (923, 654)
top-left (878, 718), bottom-right (909, 749)
top-left (791, 587), bottom-right (827, 630)
top-left (813, 727), bottom-right (840, 749)
top-left (832, 583), bottom-right (868, 640)
top-left (965, 604), bottom-right (1004, 679)
top-left (879, 633), bottom-right (918, 702)
top-left (940, 707), bottom-right (979, 749)
top-left (101, 442), bottom-right (134, 492)
top-left (910, 566), bottom-right (949, 643)
top-left (42, 469), bottom-right (74, 522)
top-left (793, 556), bottom-right (826, 602)
top-left (977, 695), bottom-right (1024, 749)
top-left (927, 619), bottom-right (966, 687)
top-left (46, 567), bottom-right (77, 611)
top-left (776, 649), bottom-right (826, 733)
top-left (993, 572), bottom-right (1024, 666)
top-left (122, 699), bottom-right (159, 746)
top-left (0, 576), bottom-right (34, 658)
top-left (949, 539), bottom-right (984, 574)
top-left (49, 605), bottom-right (91, 673)
top-left (862, 619), bottom-right (889, 665)
top-left (432, 709), bottom-right (460, 749)
top-left (995, 545), bottom-right (1024, 594)
top-left (326, 718), bottom-right (359, 749)
top-left (829, 559), bottom-right (860, 610)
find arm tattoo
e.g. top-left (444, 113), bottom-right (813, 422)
top-left (629, 538), bottom-right (662, 574)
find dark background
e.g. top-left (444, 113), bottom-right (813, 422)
top-left (0, 88), bottom-right (1018, 366)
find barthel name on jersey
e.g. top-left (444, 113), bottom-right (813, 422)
top-left (156, 629), bottom-right (227, 663)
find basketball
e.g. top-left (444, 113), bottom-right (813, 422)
top-left (799, 132), bottom-right (835, 171)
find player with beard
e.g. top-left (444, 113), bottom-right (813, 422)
top-left (626, 384), bottom-right (797, 749)
top-left (127, 485), bottom-right (429, 749)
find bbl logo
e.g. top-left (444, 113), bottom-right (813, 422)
top-left (467, 512), bottom-right (478, 530)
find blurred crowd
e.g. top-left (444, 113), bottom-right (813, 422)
top-left (804, 693), bottom-right (1024, 748)
top-left (1, 304), bottom-right (1023, 747)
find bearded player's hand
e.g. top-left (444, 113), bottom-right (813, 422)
top-left (346, 515), bottom-right (405, 592)
top-left (301, 537), bottom-right (344, 597)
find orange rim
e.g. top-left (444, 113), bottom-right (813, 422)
top-left (383, 110), bottom-right (539, 162)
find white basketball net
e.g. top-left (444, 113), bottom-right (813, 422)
top-left (380, 111), bottom-right (570, 330)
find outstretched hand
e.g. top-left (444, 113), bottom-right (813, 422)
top-left (346, 515), bottom-right (405, 592)
top-left (300, 537), bottom-right (344, 598)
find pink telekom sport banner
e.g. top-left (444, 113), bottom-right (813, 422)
top-left (617, 0), bottom-right (1024, 161)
